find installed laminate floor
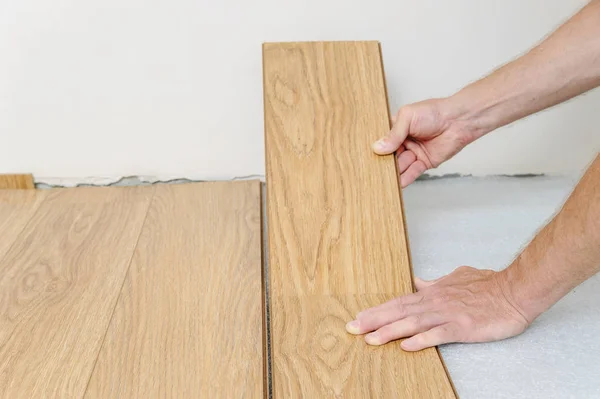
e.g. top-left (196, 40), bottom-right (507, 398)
top-left (0, 182), bottom-right (265, 398)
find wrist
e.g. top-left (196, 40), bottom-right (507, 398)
top-left (497, 259), bottom-right (546, 324)
top-left (498, 247), bottom-right (572, 324)
top-left (438, 92), bottom-right (498, 145)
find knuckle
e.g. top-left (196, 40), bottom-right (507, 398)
top-left (363, 311), bottom-right (382, 324)
top-left (457, 314), bottom-right (475, 329)
top-left (413, 335), bottom-right (425, 346)
top-left (455, 265), bottom-right (475, 274)
top-left (436, 324), bottom-right (451, 336)
top-left (407, 314), bottom-right (423, 326)
top-left (462, 313), bottom-right (475, 325)
top-left (397, 106), bottom-right (414, 123)
top-left (483, 269), bottom-right (496, 277)
top-left (381, 324), bottom-right (399, 341)
top-left (438, 324), bottom-right (459, 341)
top-left (392, 296), bottom-right (403, 308)
top-left (433, 292), bottom-right (451, 304)
top-left (357, 311), bottom-right (378, 326)
top-left (392, 297), bottom-right (407, 314)
top-left (452, 324), bottom-right (466, 342)
top-left (396, 106), bottom-right (408, 119)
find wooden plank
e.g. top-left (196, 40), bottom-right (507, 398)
top-left (0, 174), bottom-right (35, 189)
top-left (263, 41), bottom-right (455, 398)
top-left (85, 181), bottom-right (264, 398)
top-left (0, 190), bottom-right (48, 261)
top-left (0, 186), bottom-right (154, 398)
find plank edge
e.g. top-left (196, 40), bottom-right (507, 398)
top-left (81, 185), bottom-right (157, 398)
top-left (378, 42), bottom-right (458, 398)
top-left (262, 40), bottom-right (381, 50)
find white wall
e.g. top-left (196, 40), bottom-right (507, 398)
top-left (1, 0), bottom-right (598, 185)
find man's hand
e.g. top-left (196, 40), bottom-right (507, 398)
top-left (357, 0), bottom-right (600, 351)
top-left (372, 99), bottom-right (483, 187)
top-left (348, 154), bottom-right (600, 351)
top-left (375, 1), bottom-right (600, 188)
top-left (345, 266), bottom-right (531, 351)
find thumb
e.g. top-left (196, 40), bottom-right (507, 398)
top-left (372, 109), bottom-right (410, 155)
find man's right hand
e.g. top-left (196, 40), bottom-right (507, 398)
top-left (373, 98), bottom-right (483, 187)
top-left (375, 0), bottom-right (600, 189)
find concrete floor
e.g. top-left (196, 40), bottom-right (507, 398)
top-left (403, 176), bottom-right (600, 399)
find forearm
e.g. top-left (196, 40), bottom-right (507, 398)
top-left (502, 154), bottom-right (600, 322)
top-left (447, 0), bottom-right (600, 140)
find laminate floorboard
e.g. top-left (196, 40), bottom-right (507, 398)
top-left (0, 186), bottom-right (154, 398)
top-left (0, 189), bottom-right (48, 261)
top-left (0, 174), bottom-right (35, 189)
top-left (85, 182), bottom-right (264, 398)
top-left (263, 41), bottom-right (455, 398)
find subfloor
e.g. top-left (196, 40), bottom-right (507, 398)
top-left (403, 176), bottom-right (600, 399)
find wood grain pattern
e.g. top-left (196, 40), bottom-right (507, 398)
top-left (0, 190), bottom-right (48, 261)
top-left (85, 182), bottom-right (264, 398)
top-left (263, 41), bottom-right (455, 398)
top-left (0, 174), bottom-right (35, 189)
top-left (0, 186), bottom-right (154, 398)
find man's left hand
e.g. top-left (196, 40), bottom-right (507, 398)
top-left (345, 266), bottom-right (531, 351)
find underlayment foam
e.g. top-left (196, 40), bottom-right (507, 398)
top-left (403, 176), bottom-right (599, 399)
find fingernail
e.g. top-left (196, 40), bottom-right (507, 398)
top-left (365, 332), bottom-right (382, 346)
top-left (401, 340), bottom-right (414, 351)
top-left (372, 138), bottom-right (387, 152)
top-left (345, 320), bottom-right (361, 335)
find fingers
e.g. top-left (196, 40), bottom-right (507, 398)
top-left (396, 150), bottom-right (417, 174)
top-left (401, 323), bottom-right (461, 351)
top-left (356, 293), bottom-right (425, 321)
top-left (365, 313), bottom-right (442, 346)
top-left (372, 110), bottom-right (411, 155)
top-left (356, 293), bottom-right (423, 319)
top-left (346, 295), bottom-right (425, 335)
top-left (400, 160), bottom-right (427, 188)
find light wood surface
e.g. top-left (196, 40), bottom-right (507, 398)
top-left (0, 186), bottom-right (154, 398)
top-left (263, 41), bottom-right (455, 397)
top-left (0, 174), bottom-right (35, 189)
top-left (0, 190), bottom-right (48, 261)
top-left (85, 182), bottom-right (264, 398)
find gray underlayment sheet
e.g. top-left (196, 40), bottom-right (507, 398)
top-left (403, 176), bottom-right (599, 399)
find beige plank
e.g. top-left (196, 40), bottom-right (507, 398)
top-left (0, 186), bottom-right (154, 398)
top-left (263, 41), bottom-right (455, 397)
top-left (85, 181), bottom-right (264, 398)
top-left (0, 174), bottom-right (35, 189)
top-left (0, 189), bottom-right (48, 261)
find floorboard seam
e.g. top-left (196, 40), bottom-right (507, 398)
top-left (261, 183), bottom-right (273, 399)
top-left (81, 186), bottom-right (157, 398)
